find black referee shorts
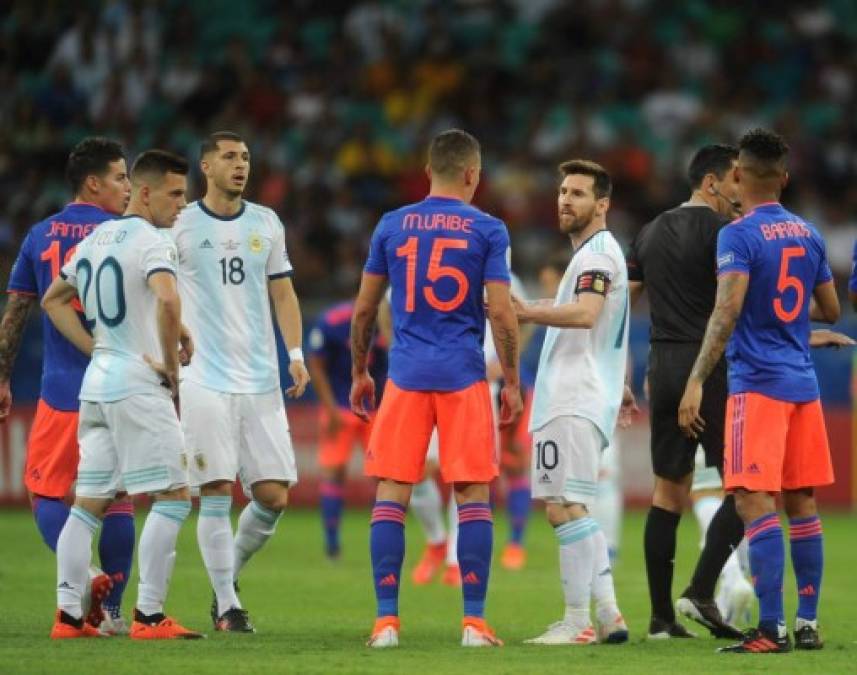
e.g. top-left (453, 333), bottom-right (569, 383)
top-left (647, 342), bottom-right (727, 481)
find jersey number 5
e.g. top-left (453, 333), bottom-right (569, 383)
top-left (396, 237), bottom-right (469, 312)
top-left (773, 246), bottom-right (805, 323)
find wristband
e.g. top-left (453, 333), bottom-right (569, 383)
top-left (288, 347), bottom-right (304, 362)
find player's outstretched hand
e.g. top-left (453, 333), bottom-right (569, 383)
top-left (143, 354), bottom-right (178, 399)
top-left (286, 360), bottom-right (310, 399)
top-left (617, 384), bottom-right (639, 429)
top-left (179, 324), bottom-right (194, 366)
top-left (350, 372), bottom-right (376, 423)
top-left (678, 379), bottom-right (705, 439)
top-left (0, 380), bottom-right (11, 422)
top-left (810, 329), bottom-right (856, 349)
top-left (498, 383), bottom-right (524, 429)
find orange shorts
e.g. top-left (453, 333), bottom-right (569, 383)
top-left (365, 379), bottom-right (498, 484)
top-left (318, 407), bottom-right (373, 468)
top-left (500, 389), bottom-right (532, 472)
top-left (724, 392), bottom-right (834, 493)
top-left (24, 399), bottom-right (79, 498)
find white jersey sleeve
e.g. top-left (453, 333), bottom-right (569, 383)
top-left (265, 212), bottom-right (292, 279)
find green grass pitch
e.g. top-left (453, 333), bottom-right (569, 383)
top-left (0, 507), bottom-right (855, 674)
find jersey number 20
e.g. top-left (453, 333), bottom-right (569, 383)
top-left (773, 246), bottom-right (805, 323)
top-left (77, 257), bottom-right (126, 329)
top-left (396, 237), bottom-right (469, 312)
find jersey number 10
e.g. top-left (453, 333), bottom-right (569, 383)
top-left (395, 237), bottom-right (469, 312)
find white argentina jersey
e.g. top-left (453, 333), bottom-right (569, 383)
top-left (529, 229), bottom-right (629, 445)
top-left (170, 200), bottom-right (293, 393)
top-left (61, 216), bottom-right (178, 402)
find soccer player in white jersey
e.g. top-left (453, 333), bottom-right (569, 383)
top-left (42, 150), bottom-right (201, 640)
top-left (515, 160), bottom-right (634, 645)
top-left (170, 131), bottom-right (310, 633)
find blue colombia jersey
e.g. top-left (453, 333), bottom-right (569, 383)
top-left (716, 202), bottom-right (832, 402)
top-left (7, 203), bottom-right (113, 411)
top-left (364, 196), bottom-right (511, 391)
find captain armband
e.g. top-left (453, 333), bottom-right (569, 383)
top-left (574, 269), bottom-right (612, 296)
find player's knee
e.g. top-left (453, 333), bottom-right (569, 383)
top-left (545, 501), bottom-right (587, 526)
top-left (200, 480), bottom-right (233, 497)
top-left (783, 488), bottom-right (816, 519)
top-left (652, 476), bottom-right (689, 513)
top-left (253, 483), bottom-right (290, 512)
top-left (733, 488), bottom-right (774, 523)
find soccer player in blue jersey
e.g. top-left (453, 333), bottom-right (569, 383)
top-left (679, 128), bottom-right (842, 653)
top-left (0, 137), bottom-right (136, 632)
top-left (307, 300), bottom-right (387, 559)
top-left (350, 129), bottom-right (523, 648)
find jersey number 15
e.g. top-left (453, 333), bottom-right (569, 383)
top-left (396, 237), bottom-right (469, 313)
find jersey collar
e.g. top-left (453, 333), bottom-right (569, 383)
top-left (198, 199), bottom-right (246, 221)
top-left (571, 227), bottom-right (607, 258)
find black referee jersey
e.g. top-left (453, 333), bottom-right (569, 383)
top-left (627, 204), bottom-right (730, 479)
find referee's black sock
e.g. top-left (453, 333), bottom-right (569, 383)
top-left (644, 506), bottom-right (681, 623)
top-left (685, 494), bottom-right (745, 600)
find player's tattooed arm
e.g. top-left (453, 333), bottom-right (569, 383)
top-left (688, 273), bottom-right (748, 383)
top-left (351, 311), bottom-right (377, 374)
top-left (0, 293), bottom-right (35, 381)
top-left (679, 272), bottom-right (748, 438)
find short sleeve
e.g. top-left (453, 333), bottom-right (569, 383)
top-left (142, 234), bottom-right (178, 279)
top-left (483, 219), bottom-right (511, 283)
top-left (847, 240), bottom-right (857, 293)
top-left (266, 212), bottom-right (293, 279)
top-left (814, 234), bottom-right (833, 287)
top-left (574, 249), bottom-right (620, 295)
top-left (716, 226), bottom-right (752, 276)
top-left (7, 233), bottom-right (38, 295)
top-left (364, 216), bottom-right (389, 276)
top-left (625, 232), bottom-right (643, 282)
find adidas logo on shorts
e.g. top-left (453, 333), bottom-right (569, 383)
top-left (539, 473), bottom-right (551, 484)
top-left (747, 463), bottom-right (761, 474)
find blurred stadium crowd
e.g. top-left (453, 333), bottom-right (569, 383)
top-left (2, 0), bottom-right (857, 303)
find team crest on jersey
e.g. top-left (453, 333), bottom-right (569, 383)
top-left (180, 453), bottom-right (188, 470)
top-left (249, 233), bottom-right (264, 253)
top-left (195, 453), bottom-right (207, 470)
top-left (221, 239), bottom-right (241, 251)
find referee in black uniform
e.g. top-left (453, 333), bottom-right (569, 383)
top-left (627, 145), bottom-right (746, 639)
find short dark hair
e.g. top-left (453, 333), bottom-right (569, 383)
top-left (738, 128), bottom-right (789, 179)
top-left (200, 131), bottom-right (245, 159)
top-left (687, 144), bottom-right (738, 189)
top-left (558, 159), bottom-right (612, 199)
top-left (428, 129), bottom-right (480, 178)
top-left (65, 137), bottom-right (126, 195)
top-left (131, 150), bottom-right (189, 182)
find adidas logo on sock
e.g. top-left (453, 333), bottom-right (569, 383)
top-left (378, 574), bottom-right (397, 587)
top-left (598, 567), bottom-right (612, 577)
top-left (58, 581), bottom-right (73, 589)
top-left (199, 239), bottom-right (214, 249)
top-left (462, 571), bottom-right (480, 585)
top-left (798, 584), bottom-right (816, 596)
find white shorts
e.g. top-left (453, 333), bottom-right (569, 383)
top-left (531, 415), bottom-right (603, 507)
top-left (180, 380), bottom-right (298, 495)
top-left (76, 395), bottom-right (189, 498)
top-left (691, 444), bottom-right (722, 492)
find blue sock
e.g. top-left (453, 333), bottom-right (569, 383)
top-left (32, 496), bottom-right (70, 552)
top-left (747, 513), bottom-right (785, 634)
top-left (789, 515), bottom-right (823, 621)
top-left (320, 481), bottom-right (344, 556)
top-left (370, 501), bottom-right (406, 618)
top-left (505, 477), bottom-right (531, 545)
top-left (99, 500), bottom-right (135, 613)
top-left (457, 502), bottom-right (493, 618)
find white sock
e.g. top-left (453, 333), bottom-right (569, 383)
top-left (556, 516), bottom-right (596, 628)
top-left (737, 537), bottom-right (750, 576)
top-left (590, 525), bottom-right (620, 625)
top-left (198, 496), bottom-right (241, 616)
top-left (410, 478), bottom-right (446, 545)
top-left (57, 507), bottom-right (99, 619)
top-left (591, 471), bottom-right (622, 557)
top-left (692, 495), bottom-right (721, 547)
top-left (720, 549), bottom-right (746, 590)
top-left (137, 500), bottom-right (191, 616)
top-left (446, 492), bottom-right (458, 565)
top-left (234, 500), bottom-right (281, 578)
